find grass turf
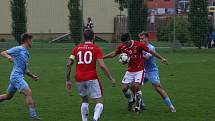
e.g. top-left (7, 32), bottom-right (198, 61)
top-left (0, 44), bottom-right (215, 121)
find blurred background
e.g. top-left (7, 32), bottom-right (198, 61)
top-left (0, 0), bottom-right (215, 49)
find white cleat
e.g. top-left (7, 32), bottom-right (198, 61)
top-left (170, 106), bottom-right (176, 113)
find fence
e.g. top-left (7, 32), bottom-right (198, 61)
top-left (0, 0), bottom-right (214, 48)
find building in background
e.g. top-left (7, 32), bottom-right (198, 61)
top-left (146, 0), bottom-right (175, 15)
top-left (0, 0), bottom-right (126, 41)
top-left (176, 0), bottom-right (190, 14)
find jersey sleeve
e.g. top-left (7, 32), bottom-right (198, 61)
top-left (151, 46), bottom-right (156, 52)
top-left (6, 46), bottom-right (20, 56)
top-left (140, 43), bottom-right (153, 54)
top-left (96, 47), bottom-right (103, 59)
top-left (69, 47), bottom-right (76, 60)
top-left (115, 44), bottom-right (123, 54)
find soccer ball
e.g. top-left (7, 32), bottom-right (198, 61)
top-left (119, 53), bottom-right (130, 64)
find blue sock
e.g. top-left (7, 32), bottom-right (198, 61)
top-left (164, 97), bottom-right (173, 107)
top-left (29, 107), bottom-right (37, 118)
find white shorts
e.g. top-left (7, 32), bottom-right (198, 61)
top-left (76, 79), bottom-right (103, 99)
top-left (122, 70), bottom-right (144, 84)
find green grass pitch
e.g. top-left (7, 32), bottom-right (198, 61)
top-left (0, 44), bottom-right (215, 121)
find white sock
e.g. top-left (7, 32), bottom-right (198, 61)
top-left (93, 103), bottom-right (103, 121)
top-left (135, 90), bottom-right (143, 109)
top-left (81, 103), bottom-right (89, 121)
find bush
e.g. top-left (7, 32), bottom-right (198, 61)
top-left (157, 16), bottom-right (191, 44)
top-left (11, 0), bottom-right (27, 45)
top-left (68, 0), bottom-right (82, 44)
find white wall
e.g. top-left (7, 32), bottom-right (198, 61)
top-left (0, 0), bottom-right (127, 34)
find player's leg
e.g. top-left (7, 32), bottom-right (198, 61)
top-left (77, 82), bottom-right (89, 121)
top-left (93, 97), bottom-right (103, 121)
top-left (131, 82), bottom-right (142, 112)
top-left (87, 79), bottom-right (104, 121)
top-left (132, 70), bottom-right (144, 112)
top-left (81, 96), bottom-right (89, 121)
top-left (22, 87), bottom-right (39, 119)
top-left (0, 93), bottom-right (14, 102)
top-left (0, 84), bottom-right (16, 102)
top-left (153, 84), bottom-right (176, 112)
top-left (14, 78), bottom-right (40, 119)
top-left (122, 84), bottom-right (135, 111)
top-left (121, 71), bottom-right (135, 111)
top-left (149, 71), bottom-right (176, 112)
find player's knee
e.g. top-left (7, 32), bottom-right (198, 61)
top-left (24, 88), bottom-right (32, 96)
top-left (133, 83), bottom-right (140, 91)
top-left (95, 97), bottom-right (103, 104)
top-left (153, 83), bottom-right (161, 89)
top-left (121, 86), bottom-right (128, 93)
top-left (5, 94), bottom-right (13, 100)
top-left (82, 96), bottom-right (89, 103)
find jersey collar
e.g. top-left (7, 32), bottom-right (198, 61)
top-left (129, 40), bottom-right (134, 48)
top-left (85, 41), bottom-right (93, 44)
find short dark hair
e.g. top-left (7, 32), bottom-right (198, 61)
top-left (84, 29), bottom-right (94, 41)
top-left (121, 33), bottom-right (131, 42)
top-left (21, 33), bottom-right (32, 43)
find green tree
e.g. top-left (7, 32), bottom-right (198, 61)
top-left (115, 0), bottom-right (148, 40)
top-left (189, 0), bottom-right (209, 48)
top-left (11, 0), bottom-right (27, 45)
top-left (158, 16), bottom-right (191, 44)
top-left (127, 0), bottom-right (147, 40)
top-left (68, 0), bottom-right (82, 44)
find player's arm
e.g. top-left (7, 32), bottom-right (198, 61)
top-left (103, 45), bottom-right (122, 59)
top-left (1, 51), bottom-right (13, 62)
top-left (141, 44), bottom-right (168, 64)
top-left (149, 51), bottom-right (168, 65)
top-left (103, 51), bottom-right (118, 59)
top-left (26, 68), bottom-right (39, 81)
top-left (143, 51), bottom-right (152, 60)
top-left (65, 55), bottom-right (75, 94)
top-left (97, 59), bottom-right (116, 87)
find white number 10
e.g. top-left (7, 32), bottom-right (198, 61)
top-left (77, 51), bottom-right (92, 64)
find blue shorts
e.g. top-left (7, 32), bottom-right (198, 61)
top-left (7, 78), bottom-right (29, 94)
top-left (144, 71), bottom-right (160, 85)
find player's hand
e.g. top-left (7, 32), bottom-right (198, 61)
top-left (161, 58), bottom-right (168, 65)
top-left (111, 79), bottom-right (116, 87)
top-left (7, 56), bottom-right (13, 62)
top-left (66, 81), bottom-right (72, 95)
top-left (32, 75), bottom-right (39, 81)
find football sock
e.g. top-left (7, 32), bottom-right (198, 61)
top-left (164, 96), bottom-right (173, 107)
top-left (140, 91), bottom-right (145, 106)
top-left (93, 103), bottom-right (103, 121)
top-left (29, 106), bottom-right (37, 118)
top-left (124, 88), bottom-right (133, 102)
top-left (135, 90), bottom-right (142, 109)
top-left (81, 103), bottom-right (89, 121)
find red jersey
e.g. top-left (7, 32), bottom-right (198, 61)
top-left (72, 42), bottom-right (103, 82)
top-left (115, 40), bottom-right (152, 72)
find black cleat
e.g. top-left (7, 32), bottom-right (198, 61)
top-left (134, 107), bottom-right (141, 113)
top-left (31, 116), bottom-right (41, 121)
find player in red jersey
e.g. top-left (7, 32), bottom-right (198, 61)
top-left (66, 30), bottom-right (116, 121)
top-left (104, 33), bottom-right (168, 112)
